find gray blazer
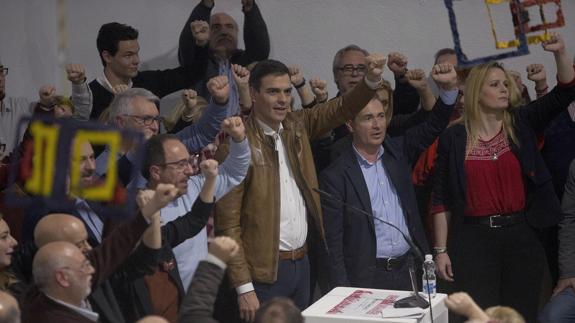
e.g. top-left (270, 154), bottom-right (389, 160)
top-left (178, 261), bottom-right (223, 323)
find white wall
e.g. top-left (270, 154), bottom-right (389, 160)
top-left (2, 0), bottom-right (574, 101)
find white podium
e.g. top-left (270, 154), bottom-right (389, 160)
top-left (303, 287), bottom-right (448, 323)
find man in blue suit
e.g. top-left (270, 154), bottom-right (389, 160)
top-left (319, 63), bottom-right (457, 290)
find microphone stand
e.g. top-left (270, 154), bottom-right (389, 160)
top-left (314, 188), bottom-right (432, 313)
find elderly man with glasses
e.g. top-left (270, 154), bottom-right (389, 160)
top-left (95, 75), bottom-right (231, 189)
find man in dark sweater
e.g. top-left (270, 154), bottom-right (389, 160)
top-left (177, 0), bottom-right (269, 108)
top-left (89, 22), bottom-right (208, 120)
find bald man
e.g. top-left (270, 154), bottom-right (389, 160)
top-left (137, 315), bottom-right (169, 323)
top-left (21, 185), bottom-right (177, 323)
top-left (177, 0), bottom-right (269, 105)
top-left (0, 291), bottom-right (20, 323)
top-left (34, 214), bottom-right (92, 252)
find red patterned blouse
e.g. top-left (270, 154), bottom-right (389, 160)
top-left (463, 128), bottom-right (525, 217)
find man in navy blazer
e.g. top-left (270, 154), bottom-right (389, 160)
top-left (318, 64), bottom-right (458, 290)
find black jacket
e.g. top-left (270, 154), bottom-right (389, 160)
top-left (432, 83), bottom-right (575, 257)
top-left (319, 97), bottom-right (454, 288)
top-left (113, 198), bottom-right (213, 322)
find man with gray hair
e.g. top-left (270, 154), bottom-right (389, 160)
top-left (95, 75), bottom-right (231, 188)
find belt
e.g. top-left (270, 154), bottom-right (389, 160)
top-left (375, 253), bottom-right (408, 271)
top-left (463, 212), bottom-right (525, 228)
top-left (278, 244), bottom-right (307, 261)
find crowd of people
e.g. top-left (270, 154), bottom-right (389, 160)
top-left (1, 1), bottom-right (575, 322)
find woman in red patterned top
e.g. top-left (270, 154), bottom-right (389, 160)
top-left (430, 33), bottom-right (575, 322)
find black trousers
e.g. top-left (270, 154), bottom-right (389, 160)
top-left (373, 256), bottom-right (415, 291)
top-left (451, 221), bottom-right (545, 323)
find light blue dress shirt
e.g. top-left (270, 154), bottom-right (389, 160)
top-left (352, 145), bottom-right (411, 258)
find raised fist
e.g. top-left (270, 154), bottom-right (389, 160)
top-left (182, 89), bottom-right (198, 109)
top-left (431, 63), bottom-right (458, 91)
top-left (221, 116), bottom-right (246, 142)
top-left (387, 52), bottom-right (408, 77)
top-left (241, 0), bottom-right (254, 11)
top-left (288, 66), bottom-right (304, 87)
top-left (231, 64), bottom-right (250, 88)
top-left (136, 189), bottom-right (155, 209)
top-left (139, 183), bottom-right (178, 221)
top-left (209, 236), bottom-right (239, 263)
top-left (202, 0), bottom-right (214, 8)
top-left (309, 78), bottom-right (328, 102)
top-left (526, 64), bottom-right (547, 83)
top-left (207, 76), bottom-right (230, 105)
top-left (66, 64), bottom-right (86, 85)
top-left (405, 69), bottom-right (429, 91)
top-left (137, 189), bottom-right (161, 223)
top-left (190, 20), bottom-right (210, 47)
top-left (445, 292), bottom-right (489, 321)
top-left (541, 32), bottom-right (565, 54)
top-left (365, 53), bottom-right (386, 83)
top-left (200, 159), bottom-right (219, 180)
top-left (112, 84), bottom-right (130, 96)
top-left (38, 85), bottom-right (56, 106)
top-left (151, 183), bottom-right (179, 210)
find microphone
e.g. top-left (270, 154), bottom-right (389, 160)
top-left (314, 187), bottom-right (431, 311)
top-left (313, 187), bottom-right (424, 262)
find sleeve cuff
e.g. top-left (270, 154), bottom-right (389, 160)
top-left (430, 204), bottom-right (447, 216)
top-left (438, 88), bottom-right (459, 106)
top-left (71, 82), bottom-right (88, 92)
top-left (205, 254), bottom-right (227, 270)
top-left (557, 65), bottom-right (575, 88)
top-left (236, 282), bottom-right (255, 295)
top-left (230, 135), bottom-right (249, 150)
top-left (364, 76), bottom-right (383, 90)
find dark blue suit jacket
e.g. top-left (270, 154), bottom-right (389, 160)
top-left (319, 98), bottom-right (454, 289)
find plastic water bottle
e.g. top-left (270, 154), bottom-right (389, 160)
top-left (422, 254), bottom-right (436, 298)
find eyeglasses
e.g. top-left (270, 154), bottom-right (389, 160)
top-left (160, 150), bottom-right (213, 173)
top-left (0, 67), bottom-right (8, 77)
top-left (337, 64), bottom-right (367, 76)
top-left (123, 114), bottom-right (164, 126)
top-left (160, 156), bottom-right (196, 171)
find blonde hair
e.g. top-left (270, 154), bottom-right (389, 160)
top-left (485, 306), bottom-right (525, 323)
top-left (53, 95), bottom-right (75, 114)
top-left (463, 62), bottom-right (522, 155)
top-left (98, 107), bottom-right (112, 125)
top-left (164, 96), bottom-right (209, 132)
top-left (375, 79), bottom-right (394, 125)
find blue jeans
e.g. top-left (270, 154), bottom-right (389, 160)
top-left (539, 288), bottom-right (575, 323)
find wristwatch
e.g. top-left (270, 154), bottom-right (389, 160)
top-left (433, 247), bottom-right (447, 256)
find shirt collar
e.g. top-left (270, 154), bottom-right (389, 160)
top-left (256, 118), bottom-right (283, 137)
top-left (96, 73), bottom-right (133, 93)
top-left (569, 101), bottom-right (575, 122)
top-left (352, 144), bottom-right (384, 166)
top-left (45, 294), bottom-right (99, 322)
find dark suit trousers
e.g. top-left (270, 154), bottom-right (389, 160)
top-left (373, 257), bottom-right (413, 291)
top-left (450, 222), bottom-right (545, 323)
top-left (213, 256), bottom-right (310, 323)
top-left (253, 255), bottom-right (310, 310)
